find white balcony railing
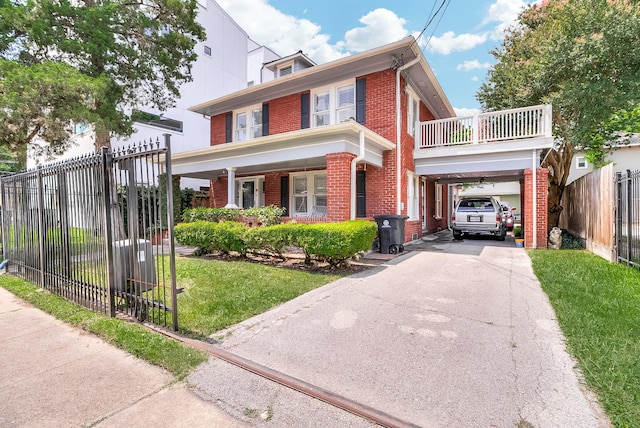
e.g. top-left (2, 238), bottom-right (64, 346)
top-left (415, 104), bottom-right (552, 149)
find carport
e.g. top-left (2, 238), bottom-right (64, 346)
top-left (414, 105), bottom-right (554, 248)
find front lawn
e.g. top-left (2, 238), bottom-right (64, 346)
top-left (175, 256), bottom-right (341, 337)
top-left (529, 250), bottom-right (640, 427)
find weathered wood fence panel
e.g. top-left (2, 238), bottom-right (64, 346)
top-left (559, 163), bottom-right (615, 261)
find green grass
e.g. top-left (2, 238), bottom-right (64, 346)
top-left (174, 256), bottom-right (341, 337)
top-left (0, 275), bottom-right (208, 380)
top-left (529, 250), bottom-right (640, 427)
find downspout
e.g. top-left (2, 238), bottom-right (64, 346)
top-left (395, 57), bottom-right (421, 215)
top-left (532, 149), bottom-right (538, 248)
top-left (350, 130), bottom-right (366, 220)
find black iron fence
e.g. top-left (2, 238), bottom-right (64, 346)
top-left (0, 136), bottom-right (179, 330)
top-left (616, 169), bottom-right (640, 270)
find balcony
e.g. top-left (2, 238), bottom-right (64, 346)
top-left (413, 104), bottom-right (554, 179)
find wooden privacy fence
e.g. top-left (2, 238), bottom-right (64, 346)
top-left (559, 164), bottom-right (615, 261)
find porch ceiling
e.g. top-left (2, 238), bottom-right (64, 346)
top-left (170, 121), bottom-right (395, 180)
top-left (415, 136), bottom-right (554, 183)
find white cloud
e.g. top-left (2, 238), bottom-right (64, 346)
top-left (456, 60), bottom-right (491, 72)
top-left (471, 76), bottom-right (479, 82)
top-left (216, 0), bottom-right (346, 63)
top-left (454, 107), bottom-right (482, 116)
top-left (484, 0), bottom-right (541, 41)
top-left (425, 31), bottom-right (488, 55)
top-left (342, 9), bottom-right (409, 52)
top-left (216, 1), bottom-right (412, 64)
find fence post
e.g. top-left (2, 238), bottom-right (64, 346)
top-left (626, 170), bottom-right (633, 267)
top-left (472, 113), bottom-right (479, 144)
top-left (36, 166), bottom-right (46, 288)
top-left (101, 147), bottom-right (116, 317)
top-left (164, 134), bottom-right (179, 331)
top-left (616, 171), bottom-right (622, 263)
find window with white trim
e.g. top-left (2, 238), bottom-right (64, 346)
top-left (203, 45), bottom-right (212, 56)
top-left (407, 172), bottom-right (419, 220)
top-left (435, 183), bottom-right (443, 218)
top-left (290, 171), bottom-right (327, 216)
top-left (407, 89), bottom-right (419, 137)
top-left (576, 156), bottom-right (588, 169)
top-left (311, 80), bottom-right (355, 127)
top-left (279, 65), bottom-right (292, 77)
top-left (234, 105), bottom-right (262, 141)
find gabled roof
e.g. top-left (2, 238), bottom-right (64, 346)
top-left (190, 36), bottom-right (455, 119)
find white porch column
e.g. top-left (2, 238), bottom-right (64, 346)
top-left (225, 167), bottom-right (239, 208)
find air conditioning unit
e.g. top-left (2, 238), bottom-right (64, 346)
top-left (112, 239), bottom-right (156, 294)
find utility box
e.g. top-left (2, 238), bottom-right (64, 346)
top-left (374, 215), bottom-right (408, 254)
top-left (112, 239), bottom-right (156, 294)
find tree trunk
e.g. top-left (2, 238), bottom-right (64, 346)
top-left (542, 133), bottom-right (574, 231)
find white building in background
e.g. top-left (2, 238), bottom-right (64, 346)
top-left (30, 0), bottom-right (280, 190)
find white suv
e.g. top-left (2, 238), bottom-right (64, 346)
top-left (452, 196), bottom-right (506, 241)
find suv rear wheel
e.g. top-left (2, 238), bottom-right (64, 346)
top-left (453, 230), bottom-right (463, 240)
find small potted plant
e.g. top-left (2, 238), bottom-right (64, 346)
top-left (513, 226), bottom-right (524, 247)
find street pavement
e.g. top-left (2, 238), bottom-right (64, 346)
top-left (0, 286), bottom-right (246, 428)
top-left (1, 232), bottom-right (611, 427)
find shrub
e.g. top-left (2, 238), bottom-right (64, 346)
top-left (244, 223), bottom-right (296, 259)
top-left (513, 225), bottom-right (523, 238)
top-left (174, 221), bottom-right (247, 255)
top-left (561, 229), bottom-right (585, 250)
top-left (182, 206), bottom-right (285, 226)
top-left (295, 220), bottom-right (378, 266)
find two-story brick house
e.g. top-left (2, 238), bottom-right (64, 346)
top-left (171, 36), bottom-right (456, 242)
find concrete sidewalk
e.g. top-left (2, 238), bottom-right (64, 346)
top-left (189, 244), bottom-right (611, 427)
top-left (0, 286), bottom-right (245, 428)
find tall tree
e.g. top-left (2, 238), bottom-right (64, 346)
top-left (477, 0), bottom-right (640, 229)
top-left (0, 0), bottom-right (205, 156)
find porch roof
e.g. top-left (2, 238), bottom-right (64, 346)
top-left (170, 121), bottom-right (395, 180)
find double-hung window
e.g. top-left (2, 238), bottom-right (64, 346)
top-left (407, 91), bottom-right (419, 137)
top-left (291, 171), bottom-right (327, 216)
top-left (235, 105), bottom-right (262, 141)
top-left (312, 80), bottom-right (355, 127)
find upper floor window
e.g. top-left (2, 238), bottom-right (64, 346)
top-left (203, 45), bottom-right (212, 56)
top-left (311, 80), bottom-right (355, 128)
top-left (279, 65), bottom-right (292, 77)
top-left (235, 105), bottom-right (262, 141)
top-left (576, 156), bottom-right (588, 169)
top-left (407, 91), bottom-right (419, 137)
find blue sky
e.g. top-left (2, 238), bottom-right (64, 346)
top-left (216, 0), bottom-right (539, 115)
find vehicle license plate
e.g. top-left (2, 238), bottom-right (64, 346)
top-left (468, 215), bottom-right (481, 222)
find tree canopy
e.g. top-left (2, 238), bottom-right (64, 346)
top-left (0, 0), bottom-right (205, 157)
top-left (477, 0), bottom-right (640, 228)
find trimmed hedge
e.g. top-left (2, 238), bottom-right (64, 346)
top-left (182, 206), bottom-right (285, 226)
top-left (175, 219), bottom-right (378, 266)
top-left (174, 221), bottom-right (247, 255)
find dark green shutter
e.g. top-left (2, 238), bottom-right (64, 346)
top-left (262, 103), bottom-right (269, 136)
top-left (280, 176), bottom-right (289, 215)
top-left (355, 78), bottom-right (366, 125)
top-left (300, 93), bottom-right (310, 129)
top-left (356, 170), bottom-right (366, 217)
top-left (225, 112), bottom-right (232, 143)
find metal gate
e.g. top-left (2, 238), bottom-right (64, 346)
top-left (616, 169), bottom-right (640, 270)
top-left (0, 136), bottom-right (179, 330)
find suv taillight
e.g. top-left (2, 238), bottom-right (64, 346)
top-left (496, 214), bottom-right (502, 222)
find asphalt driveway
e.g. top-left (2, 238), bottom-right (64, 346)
top-left (188, 235), bottom-right (609, 427)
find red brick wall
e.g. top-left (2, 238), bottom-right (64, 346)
top-left (210, 177), bottom-right (227, 207)
top-left (524, 168), bottom-right (548, 248)
top-left (268, 93), bottom-right (305, 135)
top-left (210, 114), bottom-right (227, 146)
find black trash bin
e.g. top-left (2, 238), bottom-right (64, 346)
top-left (373, 214), bottom-right (408, 254)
